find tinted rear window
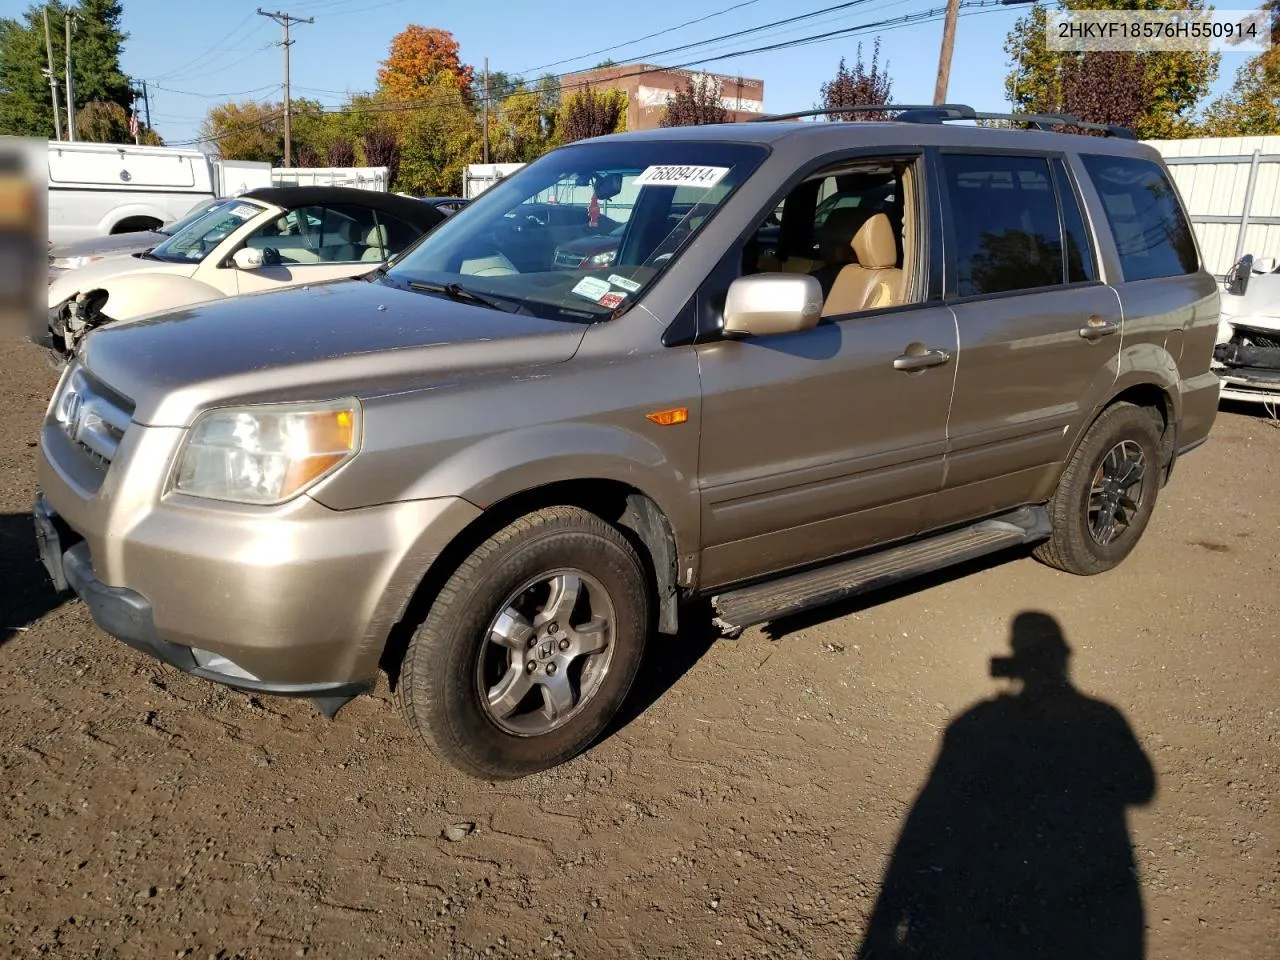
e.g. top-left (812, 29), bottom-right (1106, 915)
top-left (1080, 154), bottom-right (1198, 281)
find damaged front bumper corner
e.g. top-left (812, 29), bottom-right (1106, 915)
top-left (1213, 324), bottom-right (1280, 404)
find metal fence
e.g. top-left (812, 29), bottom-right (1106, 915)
top-left (1144, 136), bottom-right (1280, 278)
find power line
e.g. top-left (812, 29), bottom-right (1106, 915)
top-left (170, 0), bottom-right (1012, 147)
top-left (147, 14), bottom-right (264, 82)
top-left (515, 0), bottom-right (768, 76)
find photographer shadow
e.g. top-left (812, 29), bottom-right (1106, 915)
top-left (856, 612), bottom-right (1157, 960)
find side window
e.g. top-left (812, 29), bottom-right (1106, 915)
top-left (316, 204), bottom-right (379, 263)
top-left (738, 157), bottom-right (920, 318)
top-left (1079, 154), bottom-right (1198, 281)
top-left (941, 153), bottom-right (1064, 297)
top-left (1052, 158), bottom-right (1097, 284)
top-left (373, 212), bottom-right (423, 260)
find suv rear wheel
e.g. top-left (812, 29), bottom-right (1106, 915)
top-left (396, 506), bottom-right (651, 779)
top-left (1034, 401), bottom-right (1163, 575)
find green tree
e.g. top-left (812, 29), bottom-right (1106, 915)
top-left (199, 100), bottom-right (282, 162)
top-left (393, 73), bottom-right (481, 195)
top-left (1198, 0), bottom-right (1279, 135)
top-left (1003, 0), bottom-right (1220, 139)
top-left (0, 0), bottom-right (134, 138)
top-left (494, 88), bottom-right (547, 161)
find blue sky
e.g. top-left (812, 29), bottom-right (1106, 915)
top-left (5, 0), bottom-right (1241, 145)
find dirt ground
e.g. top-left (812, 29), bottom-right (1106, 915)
top-left (0, 335), bottom-right (1276, 960)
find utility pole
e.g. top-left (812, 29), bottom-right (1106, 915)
top-left (43, 6), bottom-right (62, 140)
top-left (933, 0), bottom-right (961, 104)
top-left (482, 57), bottom-right (490, 165)
top-left (936, 0), bottom-right (1036, 105)
top-left (257, 8), bottom-right (313, 167)
top-left (142, 79), bottom-right (152, 131)
top-left (64, 9), bottom-right (77, 141)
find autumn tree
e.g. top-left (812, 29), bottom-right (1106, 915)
top-left (557, 86), bottom-right (627, 143)
top-left (820, 38), bottom-right (893, 120)
top-left (0, 0), bottom-right (133, 137)
top-left (658, 74), bottom-right (729, 127)
top-left (199, 100), bottom-right (282, 163)
top-left (1056, 52), bottom-right (1147, 133)
top-left (361, 123), bottom-right (401, 187)
top-left (1199, 0), bottom-right (1279, 135)
top-left (327, 140), bottom-right (356, 166)
top-left (377, 25), bottom-right (475, 99)
top-left (1003, 0), bottom-right (1219, 139)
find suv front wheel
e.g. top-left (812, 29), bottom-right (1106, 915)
top-left (1034, 401), bottom-right (1163, 576)
top-left (397, 506), bottom-right (651, 779)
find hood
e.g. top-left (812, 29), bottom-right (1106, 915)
top-left (78, 277), bottom-right (591, 427)
top-left (1221, 272), bottom-right (1280, 333)
top-left (49, 230), bottom-right (167, 262)
top-left (48, 251), bottom-right (198, 305)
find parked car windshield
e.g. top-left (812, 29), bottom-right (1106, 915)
top-left (157, 196), bottom-right (231, 237)
top-left (147, 199), bottom-right (267, 264)
top-left (381, 141), bottom-right (768, 321)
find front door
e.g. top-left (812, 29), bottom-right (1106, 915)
top-left (927, 150), bottom-right (1124, 529)
top-left (694, 153), bottom-right (958, 589)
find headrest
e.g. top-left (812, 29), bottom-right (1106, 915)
top-left (851, 212), bottom-right (897, 269)
top-left (332, 219), bottom-right (359, 242)
top-left (364, 223), bottom-right (387, 247)
top-left (816, 206), bottom-right (870, 263)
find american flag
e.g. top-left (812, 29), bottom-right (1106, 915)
top-left (129, 109), bottom-right (138, 138)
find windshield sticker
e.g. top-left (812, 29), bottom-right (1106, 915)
top-left (228, 203), bottom-right (260, 218)
top-left (598, 292), bottom-right (626, 309)
top-left (633, 165), bottom-right (730, 190)
top-left (571, 276), bottom-right (613, 302)
top-left (608, 274), bottom-right (642, 293)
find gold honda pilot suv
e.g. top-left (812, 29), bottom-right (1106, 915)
top-left (33, 106), bottom-right (1221, 779)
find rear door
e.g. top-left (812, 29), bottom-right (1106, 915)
top-left (926, 149), bottom-right (1124, 529)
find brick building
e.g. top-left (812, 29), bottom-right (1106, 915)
top-left (559, 64), bottom-right (765, 131)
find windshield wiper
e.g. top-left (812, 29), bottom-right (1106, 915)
top-left (407, 280), bottom-right (522, 314)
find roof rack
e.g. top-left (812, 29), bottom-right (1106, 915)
top-left (750, 103), bottom-right (1136, 140)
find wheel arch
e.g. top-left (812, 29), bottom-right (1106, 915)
top-left (1066, 378), bottom-right (1178, 487)
top-left (378, 478), bottom-right (683, 690)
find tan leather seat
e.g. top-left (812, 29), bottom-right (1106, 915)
top-left (821, 212), bottom-right (903, 317)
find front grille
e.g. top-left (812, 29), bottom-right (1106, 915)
top-left (50, 363), bottom-right (135, 468)
top-left (553, 250), bottom-right (586, 268)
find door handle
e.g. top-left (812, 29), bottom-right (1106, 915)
top-left (1078, 315), bottom-right (1119, 340)
top-left (893, 348), bottom-right (952, 371)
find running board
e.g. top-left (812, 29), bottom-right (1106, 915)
top-left (710, 506), bottom-right (1051, 633)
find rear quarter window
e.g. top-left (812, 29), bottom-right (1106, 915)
top-left (1080, 154), bottom-right (1198, 282)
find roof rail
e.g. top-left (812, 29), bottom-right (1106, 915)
top-left (750, 103), bottom-right (1136, 139)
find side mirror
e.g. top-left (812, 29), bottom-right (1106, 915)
top-left (1254, 256), bottom-right (1277, 274)
top-left (722, 273), bottom-right (824, 338)
top-left (232, 247), bottom-right (264, 271)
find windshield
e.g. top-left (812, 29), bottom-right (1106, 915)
top-left (148, 199), bottom-right (266, 263)
top-left (381, 141), bottom-right (768, 321)
top-left (158, 197), bottom-right (230, 237)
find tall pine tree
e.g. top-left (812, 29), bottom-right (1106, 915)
top-left (0, 0), bottom-right (133, 138)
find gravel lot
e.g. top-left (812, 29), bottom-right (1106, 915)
top-left (0, 336), bottom-right (1276, 959)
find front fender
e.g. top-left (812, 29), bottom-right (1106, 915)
top-left (88, 274), bottom-right (229, 324)
top-left (312, 420), bottom-right (701, 561)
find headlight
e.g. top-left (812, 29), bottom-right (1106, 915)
top-left (172, 399), bottom-right (361, 505)
top-left (51, 255), bottom-right (103, 270)
top-left (588, 250), bottom-right (616, 266)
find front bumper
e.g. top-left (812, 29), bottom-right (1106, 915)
top-left (35, 490), bottom-right (373, 700)
top-left (33, 468), bottom-right (483, 696)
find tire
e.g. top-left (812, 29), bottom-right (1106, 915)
top-left (396, 506), bottom-right (651, 779)
top-left (1033, 401), bottom-right (1163, 575)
